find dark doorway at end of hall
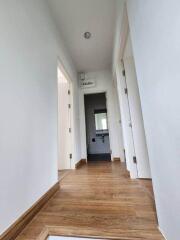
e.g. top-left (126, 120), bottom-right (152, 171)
top-left (84, 92), bottom-right (111, 162)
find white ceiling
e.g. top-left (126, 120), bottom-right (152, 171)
top-left (48, 0), bottom-right (117, 72)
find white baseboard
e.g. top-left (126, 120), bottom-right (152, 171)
top-left (158, 226), bottom-right (168, 240)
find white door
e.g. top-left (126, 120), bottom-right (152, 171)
top-left (67, 85), bottom-right (72, 169)
top-left (120, 61), bottom-right (138, 178)
top-left (58, 68), bottom-right (72, 170)
top-left (123, 33), bottom-right (151, 178)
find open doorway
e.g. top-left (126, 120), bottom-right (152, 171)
top-left (57, 63), bottom-right (73, 173)
top-left (84, 93), bottom-right (111, 161)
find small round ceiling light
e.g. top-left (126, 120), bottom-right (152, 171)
top-left (84, 32), bottom-right (92, 39)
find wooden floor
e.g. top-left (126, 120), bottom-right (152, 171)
top-left (58, 170), bottom-right (70, 181)
top-left (16, 161), bottom-right (164, 240)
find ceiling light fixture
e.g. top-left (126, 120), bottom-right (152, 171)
top-left (84, 32), bottom-right (92, 39)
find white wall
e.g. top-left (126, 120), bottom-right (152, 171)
top-left (123, 34), bottom-right (151, 178)
top-left (127, 1), bottom-right (180, 239)
top-left (113, 0), bottom-right (125, 72)
top-left (79, 70), bottom-right (124, 161)
top-left (0, 0), bottom-right (80, 235)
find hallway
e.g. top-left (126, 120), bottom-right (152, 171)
top-left (16, 162), bottom-right (163, 240)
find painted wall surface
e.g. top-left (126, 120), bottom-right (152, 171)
top-left (127, 1), bottom-right (180, 239)
top-left (79, 70), bottom-right (124, 161)
top-left (123, 34), bottom-right (151, 178)
top-left (113, 0), bottom-right (125, 71)
top-left (0, 0), bottom-right (80, 234)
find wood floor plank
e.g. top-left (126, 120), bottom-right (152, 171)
top-left (15, 161), bottom-right (164, 240)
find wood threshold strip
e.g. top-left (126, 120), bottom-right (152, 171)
top-left (0, 182), bottom-right (60, 240)
top-left (37, 226), bottom-right (136, 240)
top-left (75, 159), bottom-right (87, 169)
top-left (113, 158), bottom-right (121, 162)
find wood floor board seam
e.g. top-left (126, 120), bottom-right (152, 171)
top-left (14, 161), bottom-right (164, 240)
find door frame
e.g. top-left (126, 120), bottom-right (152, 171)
top-left (115, 3), bottom-right (151, 179)
top-left (80, 90), bottom-right (113, 161)
top-left (57, 58), bottom-right (75, 169)
top-left (114, 4), bottom-right (138, 178)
